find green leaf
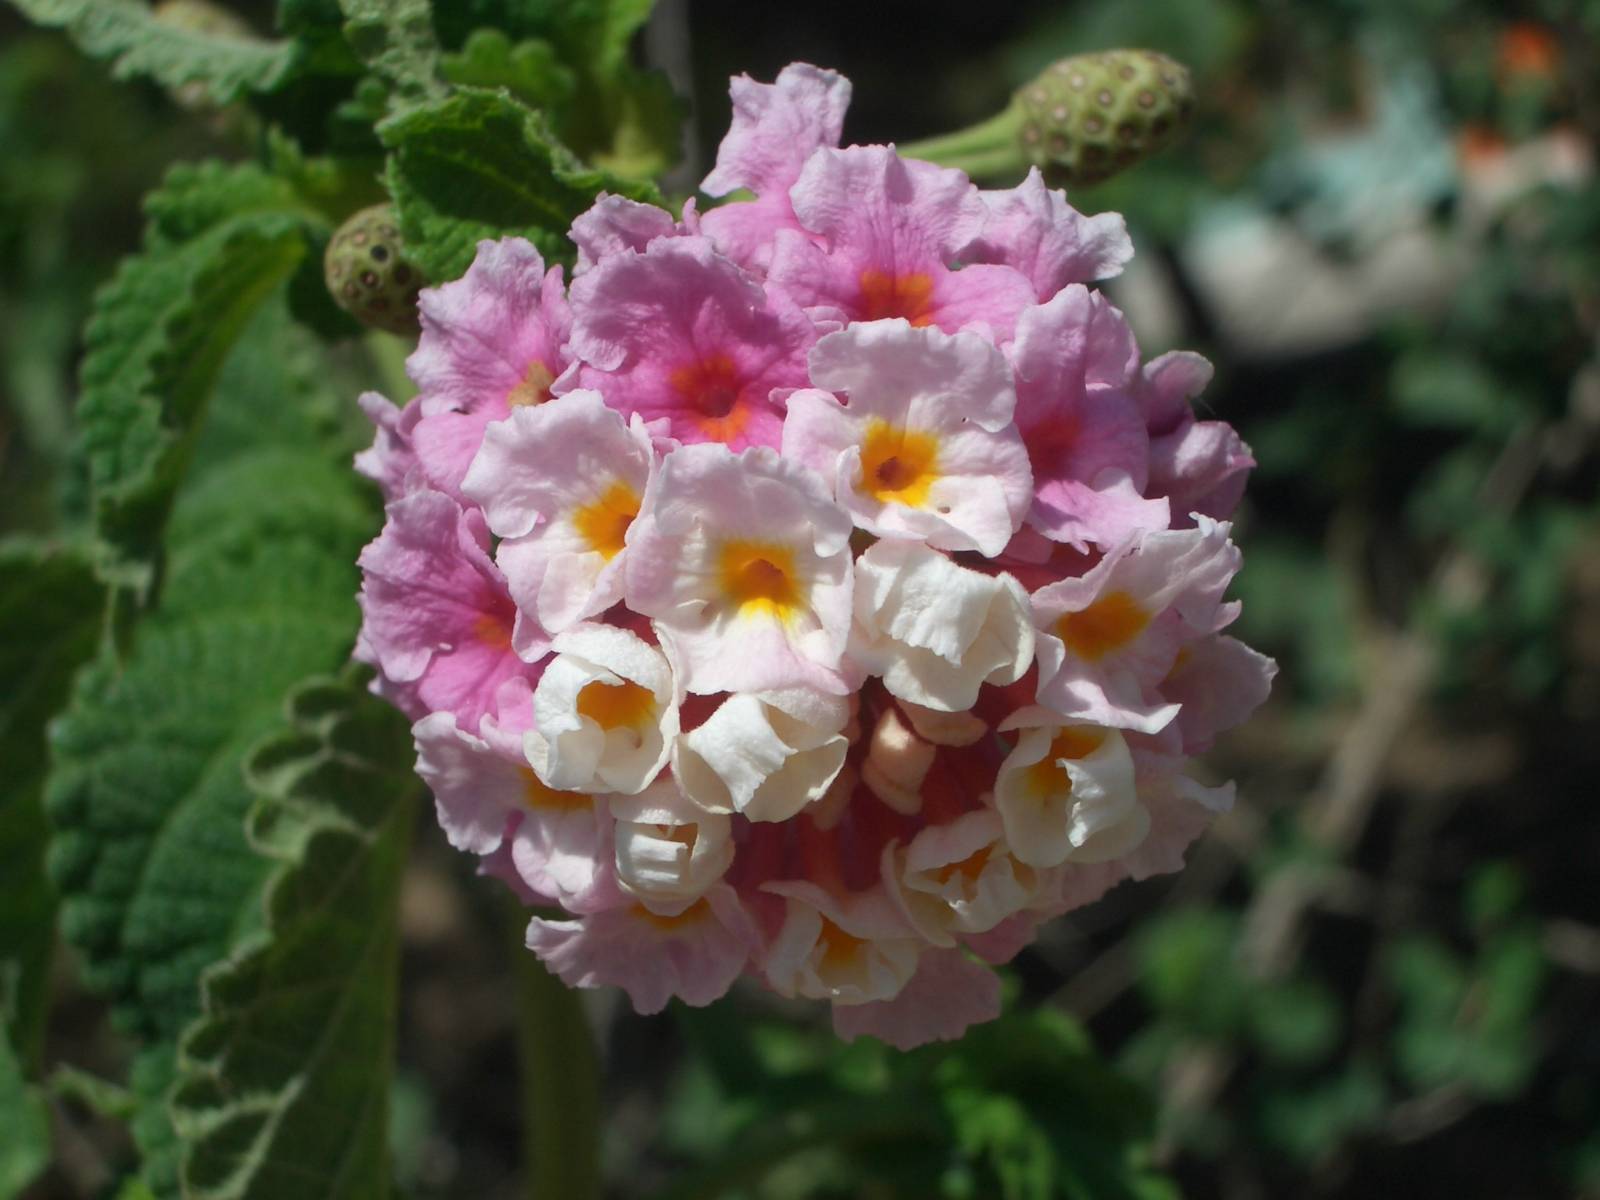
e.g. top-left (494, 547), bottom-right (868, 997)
top-left (380, 87), bottom-right (662, 280)
top-left (170, 668), bottom-right (419, 1200)
top-left (9, 0), bottom-right (300, 103)
top-left (46, 299), bottom-right (376, 1195)
top-left (73, 164), bottom-right (318, 602)
top-left (0, 539), bottom-right (104, 1064)
top-left (439, 28), bottom-right (575, 111)
top-left (0, 1033), bottom-right (50, 1199)
top-left (337, 0), bottom-right (445, 110)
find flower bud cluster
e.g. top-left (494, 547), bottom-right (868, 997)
top-left (354, 63), bottom-right (1273, 1047)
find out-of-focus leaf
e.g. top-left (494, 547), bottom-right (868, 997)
top-left (440, 28), bottom-right (575, 110)
top-left (72, 163), bottom-right (323, 605)
top-left (1135, 909), bottom-right (1249, 1039)
top-left (0, 1033), bottom-right (50, 1199)
top-left (1390, 351), bottom-right (1524, 433)
top-left (337, 0), bottom-right (445, 110)
top-left (9, 0), bottom-right (300, 103)
top-left (0, 539), bottom-right (103, 1063)
top-left (1254, 1061), bottom-right (1387, 1163)
top-left (1247, 976), bottom-right (1342, 1067)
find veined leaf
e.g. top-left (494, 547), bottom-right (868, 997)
top-left (171, 668), bottom-right (420, 1200)
top-left (8, 0), bottom-right (300, 103)
top-left (380, 86), bottom-right (662, 280)
top-left (73, 164), bottom-right (320, 604)
top-left (46, 300), bottom-right (377, 1195)
top-left (0, 539), bottom-right (103, 1065)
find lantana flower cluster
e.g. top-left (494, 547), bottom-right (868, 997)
top-left (355, 64), bottom-right (1273, 1047)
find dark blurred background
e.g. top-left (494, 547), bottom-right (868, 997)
top-left (5, 1), bottom-right (1598, 1197)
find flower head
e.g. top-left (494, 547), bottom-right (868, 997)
top-left (354, 61), bottom-right (1273, 1047)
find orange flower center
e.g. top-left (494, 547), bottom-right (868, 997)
top-left (1056, 590), bottom-right (1149, 660)
top-left (669, 354), bottom-right (749, 442)
top-left (571, 479), bottom-right (640, 560)
top-left (859, 420), bottom-right (939, 506)
top-left (858, 269), bottom-right (936, 325)
top-left (575, 678), bottom-right (657, 730)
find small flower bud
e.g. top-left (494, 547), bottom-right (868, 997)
top-left (1016, 50), bottom-right (1194, 187)
top-left (323, 204), bottom-right (425, 336)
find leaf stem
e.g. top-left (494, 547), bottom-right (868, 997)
top-left (513, 914), bottom-right (602, 1200)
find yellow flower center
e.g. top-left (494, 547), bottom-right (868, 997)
top-left (933, 843), bottom-right (993, 885)
top-left (859, 420), bottom-right (940, 507)
top-left (669, 354), bottom-right (749, 442)
top-left (575, 678), bottom-right (657, 730)
top-left (1024, 726), bottom-right (1105, 798)
top-left (1056, 590), bottom-right (1150, 661)
top-left (817, 917), bottom-right (866, 972)
top-left (717, 540), bottom-right (801, 619)
top-left (571, 479), bottom-right (640, 560)
top-left (520, 767), bottom-right (591, 811)
top-left (505, 360), bottom-right (555, 408)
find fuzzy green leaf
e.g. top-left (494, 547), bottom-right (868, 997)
top-left (8, 0), bottom-right (300, 103)
top-left (170, 668), bottom-right (419, 1200)
top-left (380, 86), bottom-right (662, 280)
top-left (73, 164), bottom-right (319, 602)
top-left (46, 300), bottom-right (376, 1195)
top-left (337, 0), bottom-right (445, 110)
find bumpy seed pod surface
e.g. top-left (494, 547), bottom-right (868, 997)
top-left (1017, 49), bottom-right (1194, 187)
top-left (323, 204), bottom-right (425, 336)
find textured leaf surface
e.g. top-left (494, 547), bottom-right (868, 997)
top-left (9, 0), bottom-right (299, 103)
top-left (337, 0), bottom-right (445, 110)
top-left (0, 539), bottom-right (103, 1064)
top-left (172, 669), bottom-right (419, 1200)
top-left (380, 86), bottom-right (661, 280)
top-left (72, 163), bottom-right (317, 601)
top-left (46, 301), bottom-right (376, 1195)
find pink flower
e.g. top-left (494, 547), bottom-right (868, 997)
top-left (526, 884), bottom-right (760, 1013)
top-left (1009, 286), bottom-right (1169, 550)
top-left (356, 489), bottom-right (531, 731)
top-left (567, 237), bottom-right (815, 450)
top-left (966, 167), bottom-right (1134, 300)
top-left (1136, 351), bottom-right (1256, 525)
top-left (699, 62), bottom-right (852, 272)
top-left (354, 59), bottom-right (1276, 1049)
top-left (407, 238), bottom-right (571, 497)
top-left (769, 146), bottom-right (1036, 340)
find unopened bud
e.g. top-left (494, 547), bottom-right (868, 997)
top-left (323, 204), bottom-right (425, 336)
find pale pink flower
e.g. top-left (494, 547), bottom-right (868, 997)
top-left (831, 947), bottom-right (1001, 1049)
top-left (461, 390), bottom-right (656, 640)
top-left (354, 391), bottom-right (423, 503)
top-left (526, 883), bottom-right (761, 1013)
top-left (625, 444), bottom-right (855, 695)
top-left (569, 192), bottom-right (699, 274)
top-left (1032, 517), bottom-right (1243, 732)
top-left (783, 320), bottom-right (1032, 556)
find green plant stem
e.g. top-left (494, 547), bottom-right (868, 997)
top-left (364, 330), bottom-right (416, 403)
top-left (514, 912), bottom-right (602, 1200)
top-left (898, 101), bottom-right (1027, 180)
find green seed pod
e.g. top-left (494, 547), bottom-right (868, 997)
top-left (323, 205), bottom-right (425, 337)
top-left (1016, 50), bottom-right (1194, 187)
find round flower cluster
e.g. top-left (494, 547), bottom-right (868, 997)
top-left (354, 63), bottom-right (1273, 1047)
